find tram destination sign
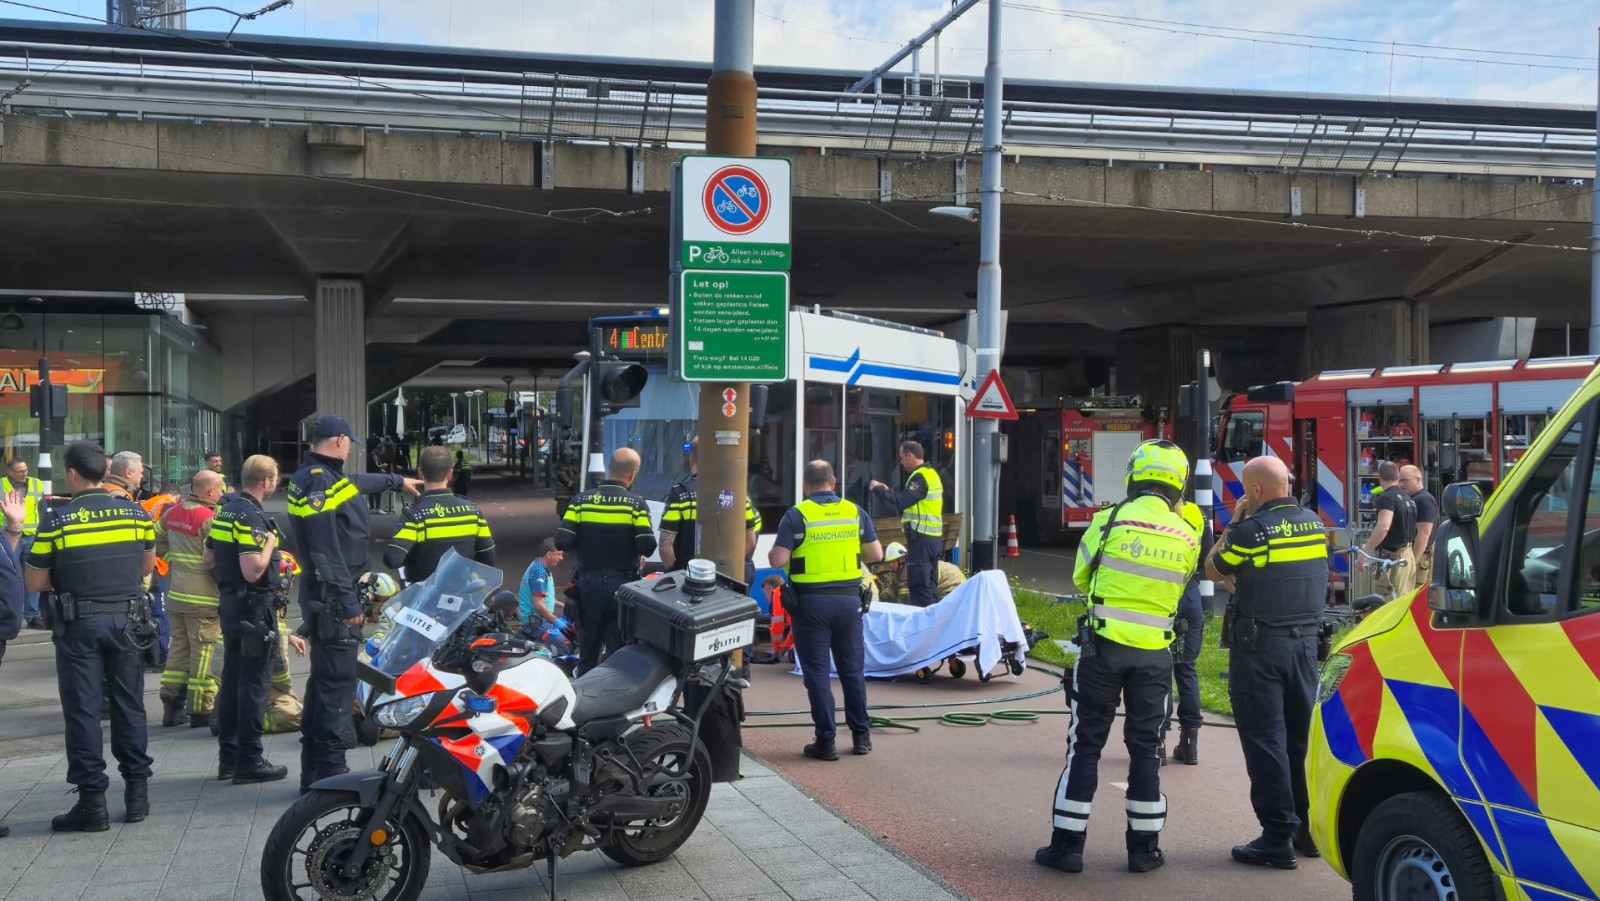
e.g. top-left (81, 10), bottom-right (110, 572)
top-left (678, 156), bottom-right (792, 271)
top-left (677, 270), bottom-right (789, 383)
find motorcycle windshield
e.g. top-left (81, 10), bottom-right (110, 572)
top-left (369, 549), bottom-right (503, 677)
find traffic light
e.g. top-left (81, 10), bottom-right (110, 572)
top-left (504, 396), bottom-right (515, 416)
top-left (595, 360), bottom-right (648, 408)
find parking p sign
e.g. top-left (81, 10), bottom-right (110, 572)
top-left (679, 155), bottom-right (791, 271)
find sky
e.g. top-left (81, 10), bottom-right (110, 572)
top-left (6, 0), bottom-right (1598, 105)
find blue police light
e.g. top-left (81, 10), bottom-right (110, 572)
top-left (462, 693), bottom-right (498, 715)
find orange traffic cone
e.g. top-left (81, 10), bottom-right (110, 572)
top-left (1005, 515), bottom-right (1021, 558)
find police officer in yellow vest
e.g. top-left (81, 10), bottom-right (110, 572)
top-left (7, 459), bottom-right (46, 628)
top-left (1036, 440), bottom-right (1199, 876)
top-left (770, 460), bottom-right (884, 761)
top-left (868, 441), bottom-right (943, 607)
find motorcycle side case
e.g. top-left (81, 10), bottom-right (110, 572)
top-left (617, 572), bottom-right (758, 663)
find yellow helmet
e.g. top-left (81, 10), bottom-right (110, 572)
top-left (359, 571), bottom-right (400, 601)
top-left (1126, 439), bottom-right (1189, 494)
top-left (1179, 501), bottom-right (1205, 534)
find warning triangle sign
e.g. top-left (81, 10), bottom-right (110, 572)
top-left (967, 370), bottom-right (1018, 420)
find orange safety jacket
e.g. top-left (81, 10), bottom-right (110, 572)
top-left (143, 494), bottom-right (179, 576)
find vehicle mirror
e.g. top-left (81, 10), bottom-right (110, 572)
top-left (1441, 482), bottom-right (1485, 524)
top-left (1428, 527), bottom-right (1479, 615)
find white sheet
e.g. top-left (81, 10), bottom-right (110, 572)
top-left (796, 570), bottom-right (1029, 679)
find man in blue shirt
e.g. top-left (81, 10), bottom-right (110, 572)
top-left (770, 460), bottom-right (884, 761)
top-left (518, 538), bottom-right (572, 652)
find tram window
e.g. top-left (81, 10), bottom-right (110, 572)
top-left (750, 382), bottom-right (796, 529)
top-left (804, 384), bottom-right (843, 491)
top-left (843, 387), bottom-right (956, 517)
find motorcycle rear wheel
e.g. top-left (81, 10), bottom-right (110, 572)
top-left (601, 724), bottom-right (713, 867)
top-left (260, 788), bottom-right (432, 901)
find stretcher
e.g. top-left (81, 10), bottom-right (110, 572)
top-left (797, 570), bottom-right (1035, 681)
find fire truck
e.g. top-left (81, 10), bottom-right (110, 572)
top-left (1212, 354), bottom-right (1599, 543)
top-left (1009, 396), bottom-right (1170, 541)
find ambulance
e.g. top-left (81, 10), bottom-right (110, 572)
top-left (1308, 359), bottom-right (1600, 900)
top-left (1213, 356), bottom-right (1598, 598)
top-left (1008, 397), bottom-right (1169, 541)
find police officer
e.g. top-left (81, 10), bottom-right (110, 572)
top-left (288, 415), bottom-right (420, 792)
top-left (1205, 454), bottom-right (1328, 868)
top-left (382, 445), bottom-right (497, 584)
top-left (1165, 501), bottom-right (1214, 766)
top-left (868, 441), bottom-right (942, 607)
top-left (660, 437), bottom-right (761, 583)
top-left (1036, 440), bottom-right (1199, 875)
top-left (24, 441), bottom-right (157, 832)
top-left (769, 460), bottom-right (884, 761)
top-left (209, 454), bottom-right (292, 784)
top-left (555, 448), bottom-right (655, 675)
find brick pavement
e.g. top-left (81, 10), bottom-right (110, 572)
top-left (0, 724), bottom-right (967, 901)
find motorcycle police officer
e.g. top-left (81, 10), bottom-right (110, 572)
top-left (1036, 440), bottom-right (1199, 875)
top-left (208, 454), bottom-right (292, 784)
top-left (25, 441), bottom-right (158, 831)
top-left (288, 415), bottom-right (420, 792)
top-left (1206, 454), bottom-right (1328, 868)
top-left (555, 447), bottom-right (655, 676)
top-left (769, 459), bottom-right (884, 761)
top-left (868, 441), bottom-right (943, 607)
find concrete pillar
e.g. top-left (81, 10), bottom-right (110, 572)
top-left (1305, 299), bottom-right (1428, 374)
top-left (1114, 326), bottom-right (1196, 417)
top-left (314, 279), bottom-right (367, 470)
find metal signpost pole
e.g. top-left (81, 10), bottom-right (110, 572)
top-left (37, 355), bottom-right (53, 496)
top-left (695, 0), bottom-right (757, 580)
top-left (1194, 349), bottom-right (1215, 610)
top-left (970, 0), bottom-right (1005, 571)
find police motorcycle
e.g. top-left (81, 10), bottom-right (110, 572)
top-left (261, 551), bottom-right (757, 901)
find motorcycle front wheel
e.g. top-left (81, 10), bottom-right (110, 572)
top-left (601, 724), bottom-right (714, 867)
top-left (260, 788), bottom-right (432, 901)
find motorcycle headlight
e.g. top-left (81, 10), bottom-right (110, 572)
top-left (374, 693), bottom-right (436, 729)
top-left (1317, 652), bottom-right (1352, 705)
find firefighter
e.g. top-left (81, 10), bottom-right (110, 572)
top-left (555, 448), bottom-right (655, 676)
top-left (382, 445), bottom-right (497, 584)
top-left (156, 470), bottom-right (226, 729)
top-left (1360, 461), bottom-right (1418, 600)
top-left (770, 459), bottom-right (884, 760)
top-left (874, 541), bottom-right (966, 604)
top-left (868, 441), bottom-right (943, 607)
top-left (264, 614), bottom-right (306, 734)
top-left (7, 459), bottom-right (46, 629)
top-left (1206, 454), bottom-right (1328, 868)
top-left (25, 441), bottom-right (157, 832)
top-left (659, 437), bottom-right (762, 583)
top-left (287, 415), bottom-right (420, 793)
top-left (1036, 440), bottom-right (1198, 875)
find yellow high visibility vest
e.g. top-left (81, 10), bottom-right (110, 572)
top-left (905, 466), bottom-right (943, 537)
top-left (788, 498), bottom-right (864, 588)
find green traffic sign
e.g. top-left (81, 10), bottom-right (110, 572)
top-left (681, 241), bottom-right (790, 271)
top-left (678, 270), bottom-right (789, 383)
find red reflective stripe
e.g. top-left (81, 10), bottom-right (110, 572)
top-left (1339, 640), bottom-right (1384, 760)
top-left (1460, 629), bottom-right (1541, 806)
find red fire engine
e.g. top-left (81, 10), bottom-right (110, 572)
top-left (1010, 397), bottom-right (1170, 541)
top-left (1212, 355), bottom-right (1599, 541)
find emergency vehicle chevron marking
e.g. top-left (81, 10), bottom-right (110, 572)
top-left (1493, 808), bottom-right (1593, 899)
top-left (1338, 640), bottom-right (1384, 758)
top-left (1560, 615), bottom-right (1600, 685)
top-left (1383, 679), bottom-right (1479, 801)
top-left (1455, 800), bottom-right (1508, 868)
top-left (1540, 706), bottom-right (1600, 797)
top-left (1460, 629), bottom-right (1542, 807)
top-left (1318, 691), bottom-right (1367, 768)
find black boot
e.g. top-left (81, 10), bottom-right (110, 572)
top-left (802, 735), bottom-right (839, 761)
top-left (233, 761), bottom-right (289, 785)
top-left (188, 712), bottom-right (210, 730)
top-left (1034, 828), bottom-right (1085, 873)
top-left (851, 731), bottom-right (872, 756)
top-left (52, 790), bottom-right (109, 833)
top-left (1232, 836), bottom-right (1297, 869)
top-left (124, 780), bottom-right (149, 824)
top-left (1127, 832), bottom-right (1165, 873)
top-left (1175, 727), bottom-right (1198, 765)
top-left (161, 694), bottom-right (189, 728)
top-left (1292, 825), bottom-right (1321, 859)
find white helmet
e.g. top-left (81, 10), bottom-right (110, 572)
top-left (884, 541), bottom-right (907, 562)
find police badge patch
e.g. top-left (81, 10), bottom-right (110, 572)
top-left (309, 492), bottom-right (326, 511)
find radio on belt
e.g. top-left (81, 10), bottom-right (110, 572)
top-left (617, 559), bottom-right (758, 663)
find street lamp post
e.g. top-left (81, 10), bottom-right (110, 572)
top-left (450, 392), bottom-right (460, 433)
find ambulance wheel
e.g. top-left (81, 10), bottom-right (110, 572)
top-left (948, 658), bottom-right (967, 679)
top-left (914, 667), bottom-right (933, 684)
top-left (1350, 791), bottom-right (1498, 901)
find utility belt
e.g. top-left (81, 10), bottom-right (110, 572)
top-left (1376, 545), bottom-right (1411, 558)
top-left (1220, 601), bottom-right (1318, 653)
top-left (40, 591), bottom-right (158, 649)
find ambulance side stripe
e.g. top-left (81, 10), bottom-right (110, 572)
top-left (1384, 679), bottom-right (1480, 801)
top-left (1493, 808), bottom-right (1593, 900)
top-left (1456, 800), bottom-right (1508, 869)
top-left (1539, 706), bottom-right (1600, 797)
top-left (1319, 691), bottom-right (1368, 769)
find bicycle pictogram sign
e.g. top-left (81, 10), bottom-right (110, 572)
top-left (701, 165), bottom-right (770, 236)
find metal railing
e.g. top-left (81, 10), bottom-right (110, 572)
top-left (0, 40), bottom-right (1592, 179)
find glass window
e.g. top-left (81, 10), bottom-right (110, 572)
top-left (751, 382), bottom-right (795, 529)
top-left (803, 384), bottom-right (842, 487)
top-left (1503, 412), bottom-right (1600, 618)
top-left (1218, 411), bottom-right (1264, 463)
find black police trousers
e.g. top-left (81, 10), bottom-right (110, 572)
top-left (903, 531), bottom-right (941, 608)
top-left (789, 591), bottom-right (869, 740)
top-left (576, 571), bottom-right (631, 677)
top-left (1229, 632), bottom-right (1319, 842)
top-left (55, 613), bottom-right (153, 793)
top-left (302, 616), bottom-right (361, 784)
top-left (215, 630), bottom-right (274, 771)
top-left (1166, 590), bottom-right (1205, 735)
top-left (1053, 638), bottom-right (1170, 849)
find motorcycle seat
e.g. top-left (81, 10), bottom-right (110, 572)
top-left (570, 643), bottom-right (677, 724)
